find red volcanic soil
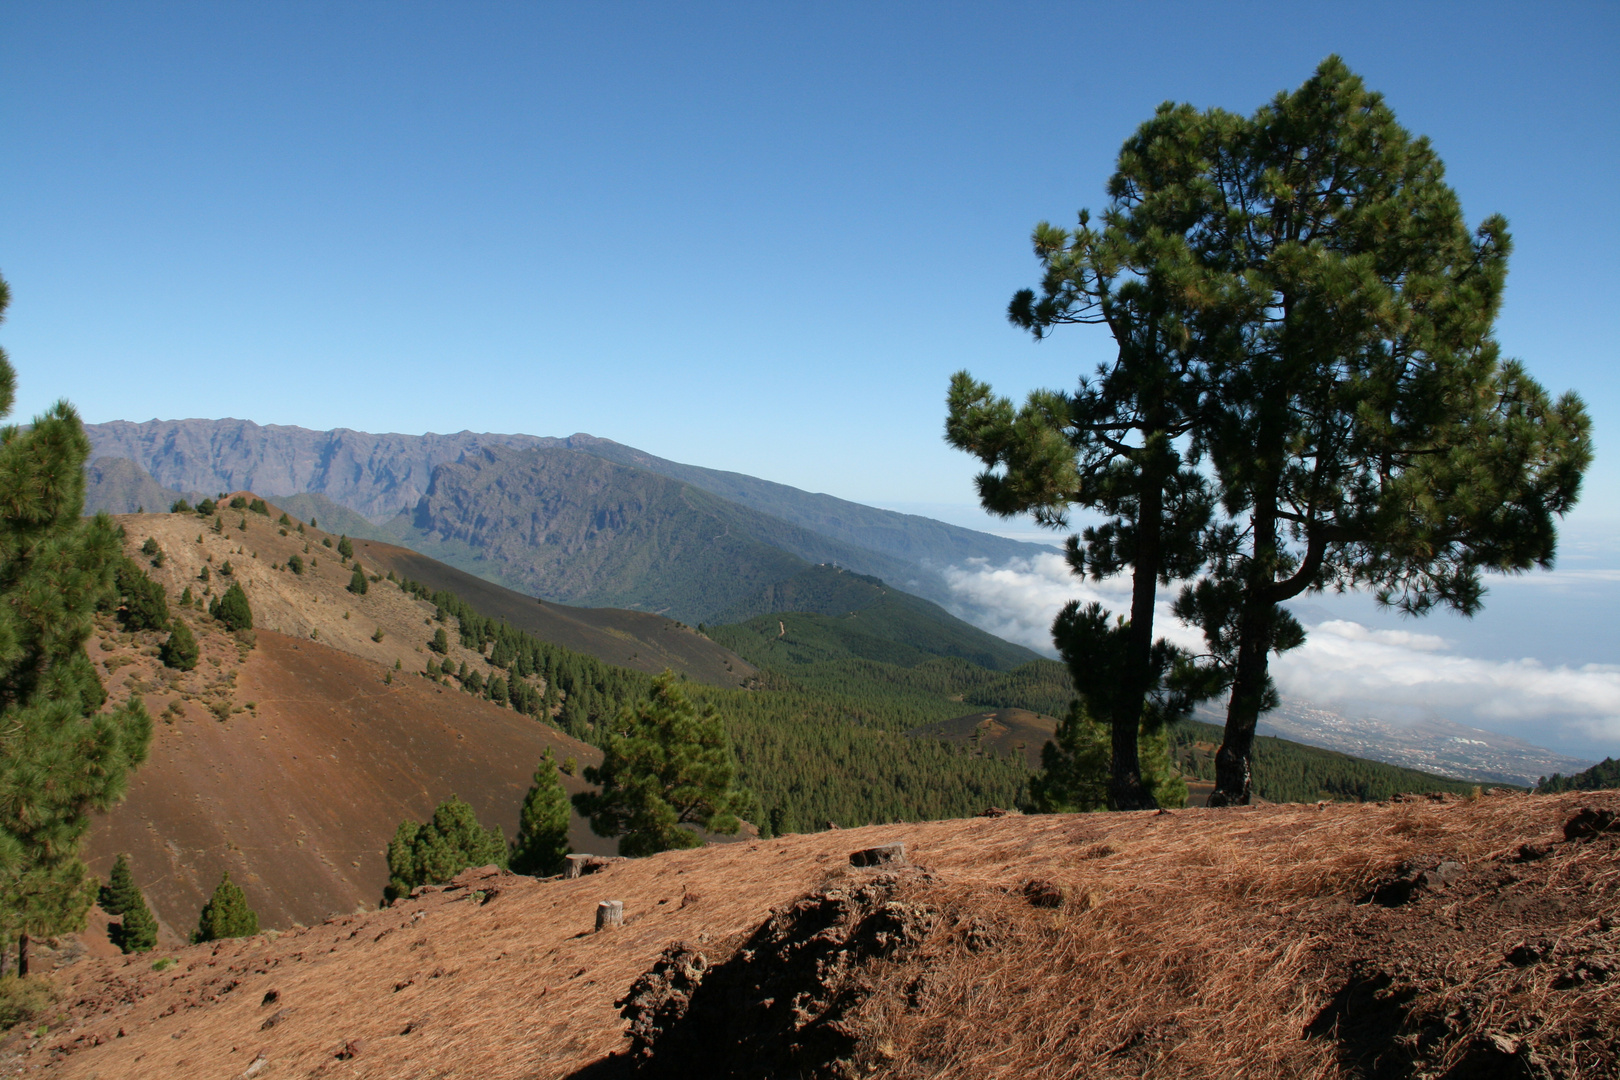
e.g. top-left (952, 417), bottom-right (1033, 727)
top-left (23, 791), bottom-right (1620, 1079)
top-left (85, 629), bottom-right (609, 941)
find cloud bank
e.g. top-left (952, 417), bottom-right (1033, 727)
top-left (944, 553), bottom-right (1620, 755)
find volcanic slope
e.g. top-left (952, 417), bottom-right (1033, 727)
top-left (20, 791), bottom-right (1620, 1078)
top-left (82, 498), bottom-right (749, 942)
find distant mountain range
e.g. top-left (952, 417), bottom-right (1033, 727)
top-left (83, 418), bottom-right (1053, 624)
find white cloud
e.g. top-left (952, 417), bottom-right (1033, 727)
top-left (944, 556), bottom-right (1620, 754)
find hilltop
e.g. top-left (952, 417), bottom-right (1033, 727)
top-left (79, 497), bottom-right (758, 942)
top-left (14, 791), bottom-right (1618, 1078)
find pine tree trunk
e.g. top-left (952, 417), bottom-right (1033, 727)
top-left (17, 933), bottom-right (29, 978)
top-left (1108, 440), bottom-right (1168, 812)
top-left (1210, 599), bottom-right (1276, 806)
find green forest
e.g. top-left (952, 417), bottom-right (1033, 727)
top-left (401, 575), bottom-right (1484, 832)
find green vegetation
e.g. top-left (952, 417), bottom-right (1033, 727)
top-left (337, 535), bottom-right (354, 559)
top-left (159, 621), bottom-right (199, 671)
top-left (385, 796), bottom-right (507, 901)
top-left (193, 872), bottom-right (258, 942)
top-left (574, 671), bottom-right (746, 856)
top-left (209, 582), bottom-right (253, 632)
top-left (98, 855), bottom-right (157, 953)
top-left (170, 498), bottom-right (193, 513)
top-left (195, 497), bottom-right (216, 516)
top-left (947, 57), bottom-right (1591, 808)
top-left (1030, 704), bottom-right (1184, 812)
top-left (111, 556), bottom-right (171, 632)
top-left (0, 273), bottom-right (153, 973)
top-left (348, 563), bottom-right (368, 595)
top-left (0, 975), bottom-right (55, 1031)
top-left (1538, 758), bottom-right (1620, 793)
top-left (247, 498), bottom-right (268, 516)
top-left (286, 553), bottom-right (304, 575)
top-left (509, 749), bottom-right (571, 875)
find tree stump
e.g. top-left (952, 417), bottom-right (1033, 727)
top-left (596, 900), bottom-right (624, 932)
top-left (849, 842), bottom-right (907, 868)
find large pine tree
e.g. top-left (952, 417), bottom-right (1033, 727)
top-left (0, 273), bottom-right (153, 974)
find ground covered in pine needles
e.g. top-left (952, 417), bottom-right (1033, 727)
top-left (4, 789), bottom-right (1615, 1078)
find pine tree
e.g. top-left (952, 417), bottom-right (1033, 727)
top-left (1147, 59), bottom-right (1592, 804)
top-left (286, 553), bottom-right (303, 575)
top-left (98, 855), bottom-right (157, 953)
top-left (209, 582), bottom-right (253, 632)
top-left (0, 272), bottom-right (153, 974)
top-left (112, 557), bottom-right (171, 632)
top-left (429, 628), bottom-right (449, 654)
top-left (193, 872), bottom-right (258, 942)
top-left (510, 750), bottom-right (572, 875)
top-left (337, 535), bottom-right (354, 559)
top-left (384, 797), bottom-right (507, 901)
top-left (348, 564), bottom-right (368, 595)
top-left (159, 621), bottom-right (199, 671)
top-left (1029, 702), bottom-right (1185, 812)
top-left (573, 670), bottom-right (746, 857)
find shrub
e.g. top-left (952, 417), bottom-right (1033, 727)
top-left (228, 496), bottom-right (246, 510)
top-left (429, 628), bottom-right (449, 654)
top-left (195, 498), bottom-right (216, 516)
top-left (209, 582), bottom-right (253, 633)
top-left (159, 621), bottom-right (199, 671)
top-left (337, 535), bottom-right (354, 559)
top-left (0, 976), bottom-right (55, 1032)
top-left (286, 553), bottom-right (304, 575)
top-left (348, 565), bottom-right (368, 595)
top-left (277, 512), bottom-right (292, 527)
top-left (170, 498), bottom-right (192, 513)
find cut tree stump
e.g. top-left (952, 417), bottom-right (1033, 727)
top-left (596, 900), bottom-right (624, 932)
top-left (849, 842), bottom-right (907, 868)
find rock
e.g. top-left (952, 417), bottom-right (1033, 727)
top-left (1563, 807), bottom-right (1617, 841)
top-left (596, 900), bottom-right (624, 931)
top-left (850, 842), bottom-right (907, 868)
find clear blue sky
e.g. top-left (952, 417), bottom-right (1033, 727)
top-left (3, 1), bottom-right (1616, 526)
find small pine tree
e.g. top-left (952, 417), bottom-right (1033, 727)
top-left (193, 872), bottom-right (258, 942)
top-left (179, 586), bottom-right (194, 607)
top-left (286, 553), bottom-right (304, 575)
top-left (384, 796), bottom-right (507, 901)
top-left (248, 498), bottom-right (268, 516)
top-left (429, 628), bottom-right (449, 654)
top-left (277, 512), bottom-right (291, 527)
top-left (228, 496), bottom-right (246, 510)
top-left (112, 557), bottom-right (170, 632)
top-left (573, 670), bottom-right (747, 857)
top-left (348, 564), bottom-right (368, 595)
top-left (1028, 702), bottom-right (1186, 813)
top-left (99, 855), bottom-right (157, 953)
top-left (196, 498), bottom-right (216, 516)
top-left (337, 535), bottom-right (354, 559)
top-left (159, 621), bottom-right (199, 671)
top-left (140, 537), bottom-right (160, 557)
top-left (170, 498), bottom-right (192, 513)
top-left (209, 582), bottom-right (253, 632)
top-left (510, 749), bottom-right (571, 875)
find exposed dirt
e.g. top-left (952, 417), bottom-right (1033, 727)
top-left (17, 791), bottom-right (1618, 1078)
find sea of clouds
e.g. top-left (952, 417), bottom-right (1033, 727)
top-left (943, 552), bottom-right (1620, 759)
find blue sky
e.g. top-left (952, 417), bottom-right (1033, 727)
top-left (4, 2), bottom-right (1617, 754)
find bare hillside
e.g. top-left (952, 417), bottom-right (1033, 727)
top-left (17, 791), bottom-right (1619, 1078)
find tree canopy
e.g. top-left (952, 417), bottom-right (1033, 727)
top-left (384, 796), bottom-right (507, 901)
top-left (194, 872), bottom-right (258, 942)
top-left (0, 272), bottom-right (153, 971)
top-left (509, 749), bottom-right (572, 875)
top-left (573, 670), bottom-right (746, 857)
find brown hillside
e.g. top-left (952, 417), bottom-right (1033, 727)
top-left (352, 538), bottom-right (757, 687)
top-left (83, 628), bottom-right (610, 944)
top-left (908, 708), bottom-right (1059, 768)
top-left (19, 791), bottom-right (1619, 1078)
